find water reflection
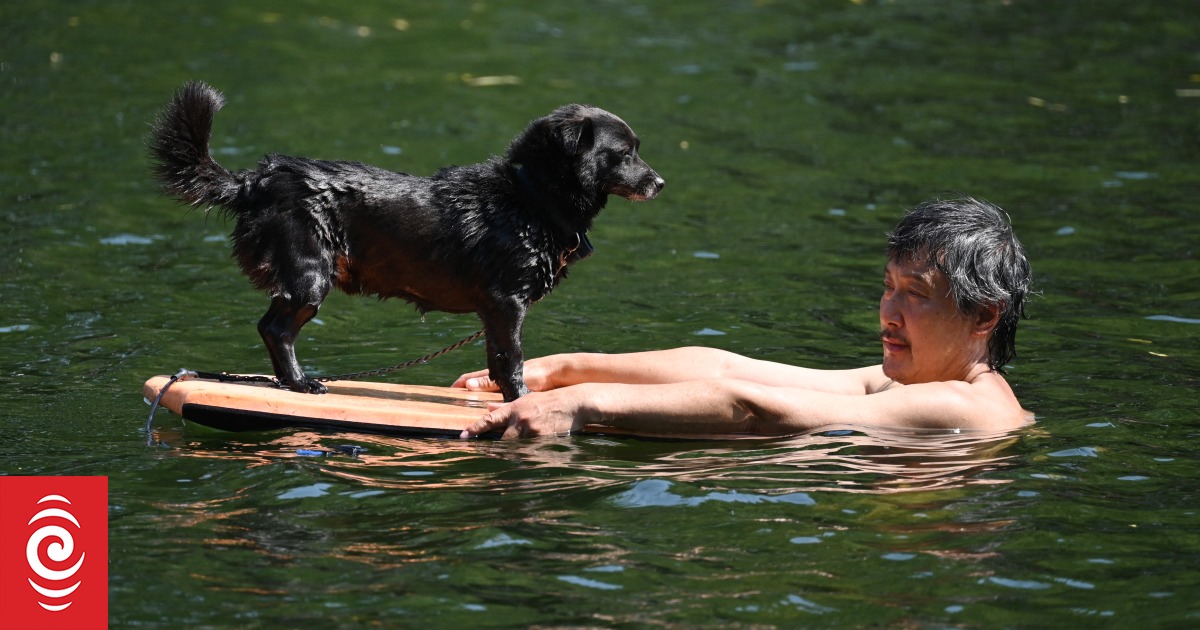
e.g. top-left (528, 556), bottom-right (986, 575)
top-left (608, 429), bottom-right (1021, 495)
top-left (169, 427), bottom-right (1022, 496)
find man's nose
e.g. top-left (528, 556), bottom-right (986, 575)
top-left (880, 294), bottom-right (901, 328)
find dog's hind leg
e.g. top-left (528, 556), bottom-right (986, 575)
top-left (258, 297), bottom-right (328, 394)
top-left (256, 254), bottom-right (334, 394)
top-left (249, 233), bottom-right (338, 393)
top-left (480, 297), bottom-right (532, 402)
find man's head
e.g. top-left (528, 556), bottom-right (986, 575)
top-left (885, 196), bottom-right (1031, 373)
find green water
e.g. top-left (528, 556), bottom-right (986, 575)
top-left (3, 0), bottom-right (1199, 626)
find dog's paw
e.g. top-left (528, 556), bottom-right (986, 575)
top-left (500, 384), bottom-right (531, 403)
top-left (302, 378), bottom-right (329, 395)
top-left (283, 378), bottom-right (328, 395)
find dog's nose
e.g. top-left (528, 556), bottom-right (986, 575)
top-left (651, 176), bottom-right (665, 193)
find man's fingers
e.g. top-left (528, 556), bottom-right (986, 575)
top-left (451, 370), bottom-right (497, 391)
top-left (459, 409), bottom-right (505, 439)
top-left (465, 376), bottom-right (495, 391)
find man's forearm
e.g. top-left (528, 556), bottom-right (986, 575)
top-left (571, 380), bottom-right (766, 436)
top-left (551, 347), bottom-right (738, 388)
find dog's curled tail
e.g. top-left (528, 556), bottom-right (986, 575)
top-left (149, 81), bottom-right (240, 211)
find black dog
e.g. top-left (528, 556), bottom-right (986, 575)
top-left (150, 81), bottom-right (664, 401)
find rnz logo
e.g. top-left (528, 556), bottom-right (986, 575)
top-left (27, 494), bottom-right (88, 611)
top-left (0, 476), bottom-right (108, 630)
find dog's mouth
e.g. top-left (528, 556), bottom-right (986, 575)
top-left (610, 176), bottom-right (666, 201)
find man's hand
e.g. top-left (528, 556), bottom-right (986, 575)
top-left (459, 389), bottom-right (584, 440)
top-left (452, 356), bottom-right (564, 393)
top-left (450, 368), bottom-right (498, 392)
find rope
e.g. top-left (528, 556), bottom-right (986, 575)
top-left (316, 329), bottom-right (485, 382)
top-left (144, 330), bottom-right (485, 447)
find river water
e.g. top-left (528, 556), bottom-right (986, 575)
top-left (3, 1), bottom-right (1198, 626)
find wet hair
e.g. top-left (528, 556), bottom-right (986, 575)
top-left (886, 195), bottom-right (1031, 371)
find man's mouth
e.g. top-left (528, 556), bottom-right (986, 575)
top-left (880, 331), bottom-right (908, 352)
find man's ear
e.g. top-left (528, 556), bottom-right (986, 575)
top-left (973, 302), bottom-right (1003, 336)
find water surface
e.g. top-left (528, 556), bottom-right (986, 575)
top-left (2, 1), bottom-right (1198, 626)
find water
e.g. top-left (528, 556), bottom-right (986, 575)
top-left (3, 0), bottom-right (1199, 626)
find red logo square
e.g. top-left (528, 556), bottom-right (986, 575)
top-left (0, 476), bottom-right (108, 630)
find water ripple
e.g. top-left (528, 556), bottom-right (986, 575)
top-left (170, 427), bottom-right (1023, 497)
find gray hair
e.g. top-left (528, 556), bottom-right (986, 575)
top-left (886, 196), bottom-right (1031, 371)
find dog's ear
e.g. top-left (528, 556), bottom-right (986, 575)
top-left (557, 115), bottom-right (594, 156)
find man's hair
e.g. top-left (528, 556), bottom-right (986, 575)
top-left (886, 195), bottom-right (1031, 371)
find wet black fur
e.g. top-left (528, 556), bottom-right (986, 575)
top-left (149, 81), bottom-right (664, 400)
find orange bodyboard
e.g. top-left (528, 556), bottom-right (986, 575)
top-left (144, 375), bottom-right (500, 438)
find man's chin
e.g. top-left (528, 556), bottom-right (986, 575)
top-left (881, 357), bottom-right (911, 384)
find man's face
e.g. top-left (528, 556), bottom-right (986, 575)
top-left (879, 257), bottom-right (989, 384)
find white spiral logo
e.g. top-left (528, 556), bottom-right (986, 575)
top-left (26, 494), bottom-right (86, 612)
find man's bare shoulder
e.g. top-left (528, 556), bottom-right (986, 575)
top-left (968, 372), bottom-right (1033, 428)
top-left (866, 369), bottom-right (1031, 430)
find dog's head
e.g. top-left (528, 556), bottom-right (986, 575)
top-left (549, 104), bottom-right (665, 202)
top-left (509, 105), bottom-right (665, 209)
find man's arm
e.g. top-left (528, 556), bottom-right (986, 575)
top-left (460, 375), bottom-right (1025, 440)
top-left (453, 347), bottom-right (877, 395)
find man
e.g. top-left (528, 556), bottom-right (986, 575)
top-left (455, 196), bottom-right (1033, 439)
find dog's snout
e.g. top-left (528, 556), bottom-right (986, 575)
top-left (640, 174), bottom-right (665, 199)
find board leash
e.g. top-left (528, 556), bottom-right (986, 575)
top-left (315, 329), bottom-right (485, 382)
top-left (144, 329), bottom-right (486, 447)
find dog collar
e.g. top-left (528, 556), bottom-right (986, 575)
top-left (567, 232), bottom-right (594, 263)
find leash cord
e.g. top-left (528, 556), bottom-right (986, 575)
top-left (144, 368), bottom-right (193, 447)
top-left (144, 330), bottom-right (485, 446)
top-left (316, 329), bottom-right (485, 382)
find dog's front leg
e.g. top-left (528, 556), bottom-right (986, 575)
top-left (480, 297), bottom-right (530, 402)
